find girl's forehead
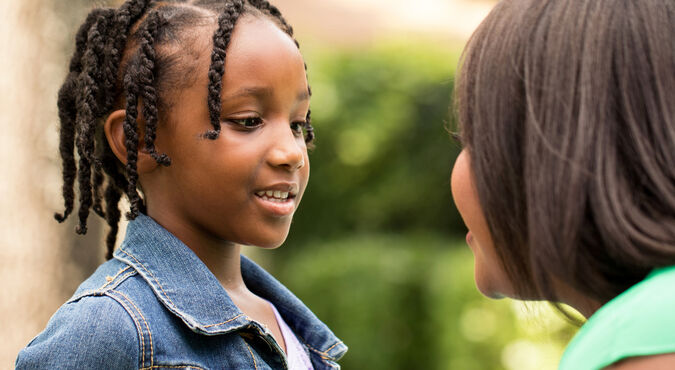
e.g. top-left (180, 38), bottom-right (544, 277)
top-left (182, 14), bottom-right (302, 73)
top-left (165, 15), bottom-right (307, 116)
top-left (185, 15), bottom-right (306, 89)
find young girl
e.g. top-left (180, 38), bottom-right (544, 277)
top-left (16, 0), bottom-right (346, 368)
top-left (451, 0), bottom-right (674, 369)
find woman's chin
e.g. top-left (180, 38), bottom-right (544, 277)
top-left (474, 269), bottom-right (512, 299)
top-left (476, 283), bottom-right (507, 299)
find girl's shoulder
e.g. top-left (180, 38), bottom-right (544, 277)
top-left (16, 260), bottom-right (142, 369)
top-left (560, 265), bottom-right (675, 370)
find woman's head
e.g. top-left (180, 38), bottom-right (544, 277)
top-left (55, 0), bottom-right (313, 258)
top-left (452, 0), bottom-right (675, 306)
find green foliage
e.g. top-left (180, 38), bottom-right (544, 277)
top-left (270, 234), bottom-right (578, 370)
top-left (287, 42), bottom-right (465, 246)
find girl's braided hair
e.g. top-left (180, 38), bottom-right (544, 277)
top-left (55, 0), bottom-right (314, 259)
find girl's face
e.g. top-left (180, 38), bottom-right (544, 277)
top-left (141, 15), bottom-right (310, 250)
top-left (451, 149), bottom-right (515, 298)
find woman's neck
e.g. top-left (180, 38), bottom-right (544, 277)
top-left (553, 280), bottom-right (604, 319)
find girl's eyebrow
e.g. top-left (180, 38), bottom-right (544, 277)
top-left (222, 86), bottom-right (310, 102)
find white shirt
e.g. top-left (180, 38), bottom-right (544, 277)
top-left (270, 302), bottom-right (314, 370)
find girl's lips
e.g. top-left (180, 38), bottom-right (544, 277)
top-left (254, 194), bottom-right (296, 216)
top-left (466, 231), bottom-right (474, 245)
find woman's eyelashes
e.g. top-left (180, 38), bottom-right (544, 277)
top-left (450, 132), bottom-right (464, 147)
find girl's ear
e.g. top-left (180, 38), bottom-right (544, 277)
top-left (104, 109), bottom-right (159, 174)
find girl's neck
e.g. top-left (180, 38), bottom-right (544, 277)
top-left (193, 240), bottom-right (247, 293)
top-left (145, 209), bottom-right (248, 293)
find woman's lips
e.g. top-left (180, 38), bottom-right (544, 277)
top-left (466, 231), bottom-right (474, 245)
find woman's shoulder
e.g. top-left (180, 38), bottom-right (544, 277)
top-left (606, 352), bottom-right (675, 370)
top-left (560, 266), bottom-right (675, 370)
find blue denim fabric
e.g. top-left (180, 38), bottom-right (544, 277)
top-left (16, 214), bottom-right (347, 369)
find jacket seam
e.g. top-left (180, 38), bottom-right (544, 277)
top-left (244, 342), bottom-right (259, 370)
top-left (69, 269), bottom-right (137, 302)
top-left (117, 248), bottom-right (180, 311)
top-left (323, 340), bottom-right (344, 353)
top-left (111, 289), bottom-right (154, 368)
top-left (302, 339), bottom-right (341, 361)
top-left (99, 266), bottom-right (133, 290)
top-left (105, 290), bottom-right (147, 369)
top-left (202, 313), bottom-right (245, 328)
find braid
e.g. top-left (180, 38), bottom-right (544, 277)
top-left (109, 0), bottom-right (155, 101)
top-left (74, 13), bottom-right (112, 234)
top-left (92, 159), bottom-right (106, 217)
top-left (69, 9), bottom-right (109, 73)
top-left (54, 76), bottom-right (79, 222)
top-left (101, 143), bottom-right (129, 258)
top-left (122, 61), bottom-right (143, 220)
top-left (139, 10), bottom-right (171, 166)
top-left (305, 108), bottom-right (314, 144)
top-left (89, 14), bottom-right (113, 221)
top-left (55, 9), bottom-right (112, 223)
top-left (103, 182), bottom-right (122, 260)
top-left (205, 0), bottom-right (245, 140)
top-left (304, 74), bottom-right (314, 144)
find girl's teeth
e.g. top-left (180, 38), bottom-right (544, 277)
top-left (257, 190), bottom-right (291, 201)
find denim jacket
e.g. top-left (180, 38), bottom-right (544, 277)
top-left (16, 214), bottom-right (347, 369)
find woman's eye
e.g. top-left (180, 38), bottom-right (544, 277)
top-left (230, 117), bottom-right (263, 128)
top-left (290, 121), bottom-right (306, 136)
top-left (450, 132), bottom-right (463, 146)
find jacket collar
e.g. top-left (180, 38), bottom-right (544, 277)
top-left (114, 214), bottom-right (346, 361)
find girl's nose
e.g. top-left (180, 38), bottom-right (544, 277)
top-left (267, 125), bottom-right (305, 171)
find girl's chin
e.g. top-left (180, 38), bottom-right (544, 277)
top-left (239, 232), bottom-right (291, 249)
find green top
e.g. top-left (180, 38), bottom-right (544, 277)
top-left (559, 265), bottom-right (675, 370)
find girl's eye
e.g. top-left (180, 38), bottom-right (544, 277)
top-left (290, 121), bottom-right (306, 136)
top-left (229, 117), bottom-right (263, 128)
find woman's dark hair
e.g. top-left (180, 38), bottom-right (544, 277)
top-left (455, 0), bottom-right (675, 306)
top-left (54, 0), bottom-right (314, 259)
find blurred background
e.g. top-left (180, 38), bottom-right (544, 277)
top-left (0, 0), bottom-right (578, 368)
